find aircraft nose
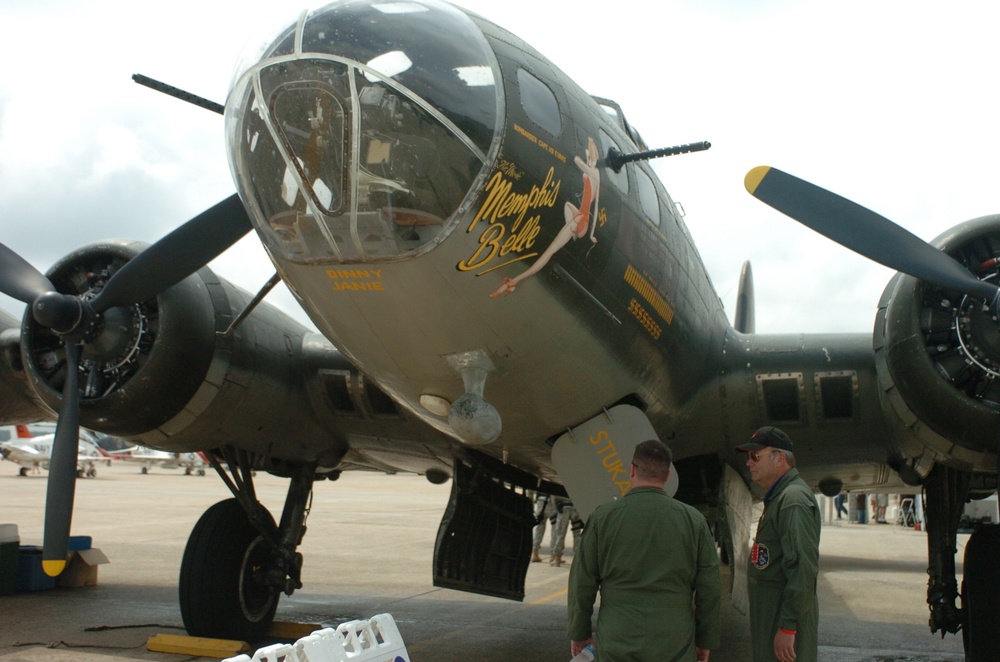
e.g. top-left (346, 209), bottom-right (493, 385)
top-left (225, 0), bottom-right (500, 263)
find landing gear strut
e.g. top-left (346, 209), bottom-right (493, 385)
top-left (923, 464), bottom-right (969, 638)
top-left (179, 448), bottom-right (316, 641)
top-left (924, 462), bottom-right (1000, 661)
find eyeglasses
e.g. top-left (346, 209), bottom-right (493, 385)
top-left (747, 449), bottom-right (782, 462)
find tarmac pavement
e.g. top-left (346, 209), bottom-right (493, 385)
top-left (0, 461), bottom-right (968, 661)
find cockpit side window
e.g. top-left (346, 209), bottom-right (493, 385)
top-left (517, 68), bottom-right (561, 137)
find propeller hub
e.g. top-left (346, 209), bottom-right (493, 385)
top-left (81, 303), bottom-right (148, 382)
top-left (32, 292), bottom-right (83, 334)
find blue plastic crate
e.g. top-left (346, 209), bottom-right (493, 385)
top-left (0, 525), bottom-right (17, 596)
top-left (68, 536), bottom-right (92, 551)
top-left (16, 546), bottom-right (55, 591)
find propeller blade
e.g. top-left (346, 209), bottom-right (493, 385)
top-left (744, 166), bottom-right (1000, 302)
top-left (42, 342), bottom-right (82, 576)
top-left (91, 194), bottom-right (253, 312)
top-left (0, 243), bottom-right (55, 304)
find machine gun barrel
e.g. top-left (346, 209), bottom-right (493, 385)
top-left (131, 74), bottom-right (224, 115)
top-left (605, 141), bottom-right (711, 172)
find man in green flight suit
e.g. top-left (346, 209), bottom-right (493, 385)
top-left (736, 426), bottom-right (821, 662)
top-left (568, 439), bottom-right (721, 661)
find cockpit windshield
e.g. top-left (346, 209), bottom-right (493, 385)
top-left (226, 0), bottom-right (500, 263)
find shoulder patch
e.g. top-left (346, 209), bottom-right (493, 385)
top-left (751, 542), bottom-right (770, 570)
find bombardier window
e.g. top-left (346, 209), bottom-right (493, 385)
top-left (228, 0), bottom-right (501, 263)
top-left (273, 85), bottom-right (346, 214)
top-left (236, 62), bottom-right (484, 262)
top-left (365, 51), bottom-right (413, 80)
top-left (517, 69), bottom-right (561, 136)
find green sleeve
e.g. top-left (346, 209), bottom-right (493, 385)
top-left (694, 517), bottom-right (722, 649)
top-left (567, 517), bottom-right (600, 641)
top-left (777, 501), bottom-right (819, 630)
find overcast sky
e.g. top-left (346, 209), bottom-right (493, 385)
top-left (2, 0), bottom-right (999, 335)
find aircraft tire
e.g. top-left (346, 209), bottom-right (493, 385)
top-left (961, 524), bottom-right (1000, 660)
top-left (179, 498), bottom-right (280, 640)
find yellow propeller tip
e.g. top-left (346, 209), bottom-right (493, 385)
top-left (744, 166), bottom-right (771, 195)
top-left (42, 559), bottom-right (66, 577)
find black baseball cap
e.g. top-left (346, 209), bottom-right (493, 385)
top-left (736, 426), bottom-right (794, 453)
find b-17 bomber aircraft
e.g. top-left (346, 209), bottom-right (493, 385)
top-left (0, 1), bottom-right (998, 658)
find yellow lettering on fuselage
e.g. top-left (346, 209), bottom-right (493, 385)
top-left (330, 281), bottom-right (385, 292)
top-left (325, 269), bottom-right (383, 280)
top-left (326, 269), bottom-right (385, 293)
top-left (456, 167), bottom-right (558, 273)
top-left (466, 168), bottom-right (560, 232)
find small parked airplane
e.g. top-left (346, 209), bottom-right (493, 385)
top-left (0, 425), bottom-right (106, 477)
top-left (116, 446), bottom-right (209, 475)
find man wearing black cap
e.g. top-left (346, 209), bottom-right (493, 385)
top-left (736, 426), bottom-right (821, 662)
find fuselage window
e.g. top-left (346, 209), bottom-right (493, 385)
top-left (517, 68), bottom-right (561, 137)
top-left (817, 372), bottom-right (858, 420)
top-left (635, 166), bottom-right (660, 228)
top-left (599, 129), bottom-right (628, 194)
top-left (757, 373), bottom-right (804, 424)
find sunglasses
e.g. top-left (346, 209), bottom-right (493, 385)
top-left (746, 449), bottom-right (781, 462)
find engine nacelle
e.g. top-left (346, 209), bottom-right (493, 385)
top-left (0, 308), bottom-right (50, 424)
top-left (875, 215), bottom-right (1000, 484)
top-left (20, 240), bottom-right (346, 467)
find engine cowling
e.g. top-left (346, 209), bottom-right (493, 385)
top-left (19, 240), bottom-right (346, 466)
top-left (875, 214), bottom-right (1000, 485)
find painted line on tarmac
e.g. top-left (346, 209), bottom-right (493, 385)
top-left (529, 588), bottom-right (567, 606)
